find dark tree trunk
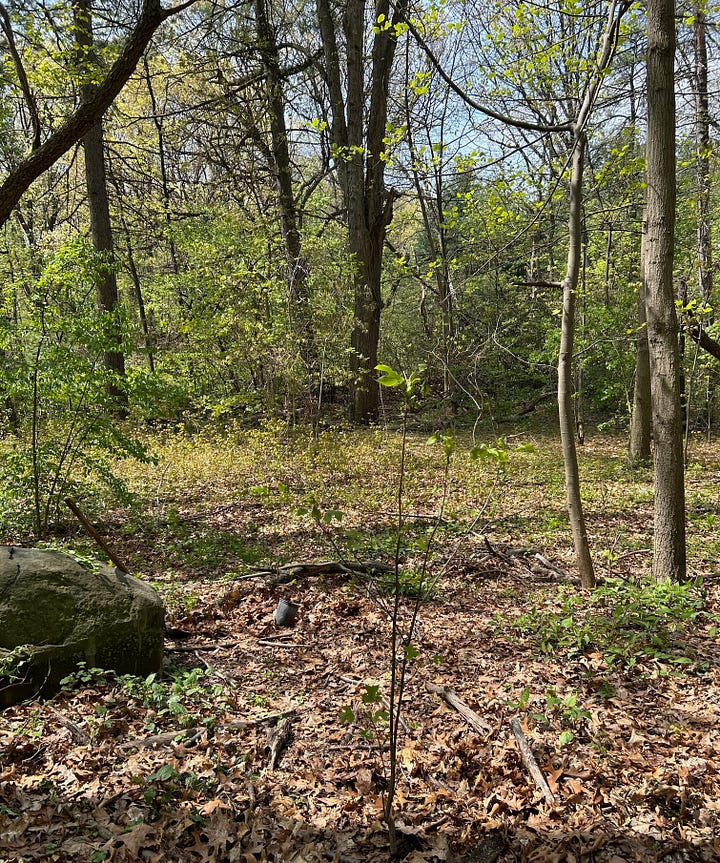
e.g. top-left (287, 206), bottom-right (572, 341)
top-left (645, 0), bottom-right (686, 581)
top-left (255, 0), bottom-right (311, 322)
top-left (74, 0), bottom-right (127, 412)
top-left (316, 0), bottom-right (406, 423)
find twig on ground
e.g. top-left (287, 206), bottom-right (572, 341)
top-left (165, 640), bottom-right (241, 652)
top-left (425, 681), bottom-right (491, 734)
top-left (266, 716), bottom-right (293, 770)
top-left (119, 727), bottom-right (206, 750)
top-left (47, 705), bottom-right (90, 745)
top-left (510, 717), bottom-right (555, 803)
top-left (120, 711), bottom-right (296, 750)
top-left (257, 639), bottom-right (307, 648)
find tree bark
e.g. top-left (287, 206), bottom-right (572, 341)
top-left (645, 0), bottom-right (686, 581)
top-left (694, 6), bottom-right (712, 306)
top-left (255, 0), bottom-right (313, 361)
top-left (74, 0), bottom-right (127, 412)
top-left (558, 135), bottom-right (595, 589)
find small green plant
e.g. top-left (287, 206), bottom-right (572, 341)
top-left (60, 662), bottom-right (114, 691)
top-left (364, 566), bottom-right (436, 600)
top-left (507, 577), bottom-right (710, 671)
top-left (119, 667), bottom-right (229, 731)
top-left (340, 684), bottom-right (390, 744)
top-left (0, 647), bottom-right (31, 684)
top-left (141, 763), bottom-right (215, 807)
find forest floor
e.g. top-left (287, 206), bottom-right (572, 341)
top-left (1, 421), bottom-right (720, 863)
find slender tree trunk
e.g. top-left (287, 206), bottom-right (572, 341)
top-left (629, 212), bottom-right (652, 463)
top-left (678, 276), bottom-right (687, 431)
top-left (74, 0), bottom-right (127, 413)
top-left (255, 0), bottom-right (312, 356)
top-left (105, 156), bottom-right (156, 373)
top-left (645, 0), bottom-right (686, 581)
top-left (143, 57), bottom-right (182, 281)
top-left (693, 6), bottom-right (715, 430)
top-left (694, 6), bottom-right (712, 307)
top-left (558, 134), bottom-right (595, 589)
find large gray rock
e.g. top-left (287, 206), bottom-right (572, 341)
top-left (0, 546), bottom-right (164, 706)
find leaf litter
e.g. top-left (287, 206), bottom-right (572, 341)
top-left (1, 428), bottom-right (719, 862)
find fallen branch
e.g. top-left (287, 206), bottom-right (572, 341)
top-left (425, 682), bottom-right (491, 734)
top-left (64, 497), bottom-right (129, 572)
top-left (532, 553), bottom-right (578, 584)
top-left (120, 711), bottom-right (295, 750)
top-left (257, 639), bottom-right (307, 648)
top-left (266, 716), bottom-right (293, 770)
top-left (242, 559), bottom-right (394, 586)
top-left (120, 727), bottom-right (207, 750)
top-left (165, 640), bottom-right (241, 652)
top-left (510, 717), bottom-right (555, 804)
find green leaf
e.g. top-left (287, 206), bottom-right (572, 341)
top-left (559, 730), bottom-right (575, 746)
top-left (375, 364), bottom-right (403, 387)
top-left (361, 684), bottom-right (381, 704)
top-left (403, 643), bottom-right (420, 660)
top-left (339, 705), bottom-right (355, 724)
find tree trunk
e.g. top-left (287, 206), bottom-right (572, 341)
top-left (143, 58), bottom-right (182, 283)
top-left (645, 0), bottom-right (686, 581)
top-left (316, 0), bottom-right (405, 423)
top-left (694, 6), bottom-right (712, 307)
top-left (255, 0), bottom-right (311, 353)
top-left (74, 0), bottom-right (127, 413)
top-left (629, 213), bottom-right (652, 463)
top-left (558, 134), bottom-right (595, 589)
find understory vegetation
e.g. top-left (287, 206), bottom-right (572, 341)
top-left (1, 426), bottom-right (719, 861)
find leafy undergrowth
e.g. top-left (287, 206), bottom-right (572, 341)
top-left (1, 425), bottom-right (720, 863)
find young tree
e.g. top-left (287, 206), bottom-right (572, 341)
top-left (254, 0), bottom-right (312, 354)
top-left (629, 218), bottom-right (652, 463)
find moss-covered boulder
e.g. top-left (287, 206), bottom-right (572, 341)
top-left (0, 546), bottom-right (164, 706)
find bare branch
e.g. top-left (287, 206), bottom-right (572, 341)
top-left (0, 0), bottom-right (194, 226)
top-left (0, 2), bottom-right (41, 150)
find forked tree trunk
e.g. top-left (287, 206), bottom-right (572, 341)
top-left (316, 0), bottom-right (405, 423)
top-left (558, 134), bottom-right (595, 589)
top-left (645, 0), bottom-right (686, 581)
